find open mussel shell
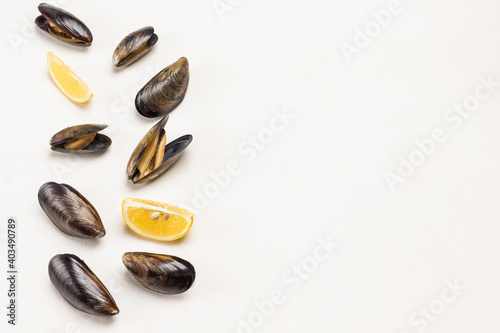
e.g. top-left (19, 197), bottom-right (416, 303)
top-left (113, 26), bottom-right (158, 67)
top-left (49, 254), bottom-right (119, 316)
top-left (35, 3), bottom-right (92, 46)
top-left (126, 116), bottom-right (168, 179)
top-left (50, 124), bottom-right (111, 153)
top-left (122, 252), bottom-right (195, 294)
top-left (133, 134), bottom-right (193, 184)
top-left (38, 182), bottom-right (105, 238)
top-left (126, 116), bottom-right (192, 184)
top-left (135, 57), bottom-right (189, 118)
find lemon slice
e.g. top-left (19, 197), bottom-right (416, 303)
top-left (122, 198), bottom-right (193, 241)
top-left (47, 52), bottom-right (93, 103)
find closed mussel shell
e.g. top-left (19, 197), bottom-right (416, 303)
top-left (38, 182), bottom-right (105, 238)
top-left (35, 3), bottom-right (93, 46)
top-left (135, 57), bottom-right (189, 118)
top-left (50, 124), bottom-right (111, 153)
top-left (113, 26), bottom-right (158, 67)
top-left (49, 254), bottom-right (119, 316)
top-left (122, 252), bottom-right (195, 294)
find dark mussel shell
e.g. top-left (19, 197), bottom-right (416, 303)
top-left (113, 26), bottom-right (158, 67)
top-left (49, 254), bottom-right (119, 316)
top-left (38, 182), bottom-right (105, 238)
top-left (35, 3), bottom-right (93, 46)
top-left (50, 124), bottom-right (111, 153)
top-left (126, 116), bottom-right (192, 184)
top-left (135, 57), bottom-right (189, 118)
top-left (122, 252), bottom-right (195, 294)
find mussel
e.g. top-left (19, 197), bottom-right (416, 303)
top-left (126, 116), bottom-right (192, 184)
top-left (35, 3), bottom-right (93, 46)
top-left (113, 26), bottom-right (158, 67)
top-left (49, 254), bottom-right (119, 316)
top-left (38, 182), bottom-right (105, 238)
top-left (50, 124), bottom-right (111, 153)
top-left (122, 252), bottom-right (195, 294)
top-left (135, 57), bottom-right (189, 118)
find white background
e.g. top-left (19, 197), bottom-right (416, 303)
top-left (1, 0), bottom-right (500, 332)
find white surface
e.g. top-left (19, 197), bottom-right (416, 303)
top-left (1, 0), bottom-right (500, 332)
